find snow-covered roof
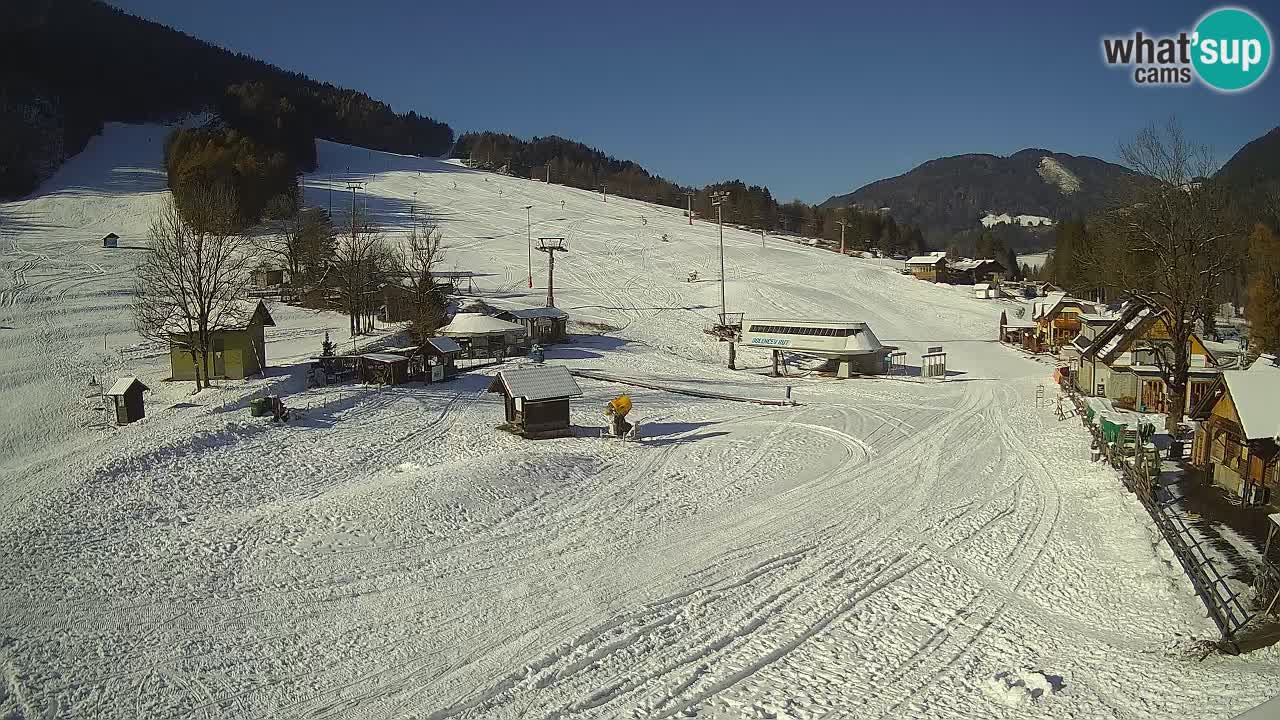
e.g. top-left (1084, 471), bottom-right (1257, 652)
top-left (106, 376), bottom-right (147, 396)
top-left (490, 365), bottom-right (582, 402)
top-left (438, 313), bottom-right (524, 336)
top-left (361, 352), bottom-right (407, 364)
top-left (1222, 359), bottom-right (1280, 440)
top-left (974, 283), bottom-right (991, 290)
top-left (1033, 293), bottom-right (1098, 321)
top-left (905, 255), bottom-right (945, 265)
top-left (425, 336), bottom-right (462, 353)
top-left (948, 258), bottom-right (1002, 272)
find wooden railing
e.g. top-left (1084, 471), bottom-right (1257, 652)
top-left (1062, 378), bottom-right (1254, 644)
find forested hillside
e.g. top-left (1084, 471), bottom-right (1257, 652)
top-left (821, 149), bottom-right (1153, 249)
top-left (0, 0), bottom-right (452, 197)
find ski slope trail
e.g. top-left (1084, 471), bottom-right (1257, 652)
top-left (1, 126), bottom-right (1278, 719)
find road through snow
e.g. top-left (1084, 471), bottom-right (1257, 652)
top-left (1, 125), bottom-right (1278, 719)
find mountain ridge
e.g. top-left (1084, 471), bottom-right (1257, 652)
top-left (820, 148), bottom-right (1152, 246)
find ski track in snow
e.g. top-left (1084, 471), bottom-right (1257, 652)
top-left (1, 124), bottom-right (1278, 720)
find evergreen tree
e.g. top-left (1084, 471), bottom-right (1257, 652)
top-left (1246, 223), bottom-right (1280, 357)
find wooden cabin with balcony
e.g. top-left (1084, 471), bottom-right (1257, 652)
top-left (1028, 293), bottom-right (1097, 354)
top-left (1074, 300), bottom-right (1219, 412)
top-left (1192, 357), bottom-right (1280, 506)
top-left (905, 254), bottom-right (948, 281)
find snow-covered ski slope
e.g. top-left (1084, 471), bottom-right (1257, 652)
top-left (2, 124), bottom-right (1278, 719)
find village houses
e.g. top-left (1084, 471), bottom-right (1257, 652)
top-left (1070, 300), bottom-right (1220, 414)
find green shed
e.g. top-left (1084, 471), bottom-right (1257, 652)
top-left (168, 300), bottom-right (276, 381)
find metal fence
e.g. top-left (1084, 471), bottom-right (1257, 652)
top-left (1062, 379), bottom-right (1254, 642)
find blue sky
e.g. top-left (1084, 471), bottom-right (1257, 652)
top-left (110, 0), bottom-right (1279, 202)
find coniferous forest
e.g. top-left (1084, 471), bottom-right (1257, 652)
top-left (1, 0), bottom-right (453, 198)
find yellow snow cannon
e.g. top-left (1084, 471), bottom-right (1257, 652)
top-left (606, 394), bottom-right (632, 419)
top-left (605, 395), bottom-right (636, 439)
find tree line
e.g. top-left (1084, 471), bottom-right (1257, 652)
top-left (2, 0), bottom-right (452, 198)
top-left (455, 131), bottom-right (929, 257)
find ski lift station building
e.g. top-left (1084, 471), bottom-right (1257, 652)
top-left (740, 319), bottom-right (893, 377)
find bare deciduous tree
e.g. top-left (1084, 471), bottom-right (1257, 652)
top-left (332, 207), bottom-right (388, 337)
top-left (257, 195), bottom-right (334, 289)
top-left (134, 190), bottom-right (254, 391)
top-left (1089, 119), bottom-right (1245, 430)
top-left (392, 215), bottom-right (448, 344)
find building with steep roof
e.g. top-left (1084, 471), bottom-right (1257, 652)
top-left (1192, 356), bottom-right (1280, 505)
top-left (167, 300), bottom-right (276, 381)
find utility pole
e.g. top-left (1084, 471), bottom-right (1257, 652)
top-left (524, 205), bottom-right (533, 289)
top-left (711, 191), bottom-right (730, 321)
top-left (684, 191), bottom-right (694, 226)
top-left (837, 219), bottom-right (849, 255)
top-left (710, 190), bottom-right (735, 370)
top-left (347, 181), bottom-right (364, 335)
top-left (347, 182), bottom-right (362, 238)
top-left (536, 237), bottom-right (568, 307)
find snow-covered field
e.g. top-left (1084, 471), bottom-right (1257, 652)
top-left (2, 123), bottom-right (1277, 719)
top-left (1017, 252), bottom-right (1050, 271)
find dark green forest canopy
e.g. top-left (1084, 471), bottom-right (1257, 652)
top-left (1, 0), bottom-right (452, 197)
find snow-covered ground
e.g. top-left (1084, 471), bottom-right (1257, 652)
top-left (1017, 252), bottom-right (1051, 271)
top-left (2, 124), bottom-right (1278, 719)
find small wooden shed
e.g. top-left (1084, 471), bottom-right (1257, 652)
top-left (251, 267), bottom-right (285, 288)
top-left (106, 376), bottom-right (148, 425)
top-left (358, 353), bottom-right (411, 385)
top-left (424, 336), bottom-right (462, 382)
top-left (488, 365), bottom-right (582, 438)
top-left (102, 233), bottom-right (119, 248)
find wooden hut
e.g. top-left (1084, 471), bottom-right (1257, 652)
top-left (168, 300), bottom-right (276, 381)
top-left (102, 233), bottom-right (119, 248)
top-left (424, 337), bottom-right (462, 382)
top-left (905, 254), bottom-right (947, 281)
top-left (496, 307), bottom-right (570, 343)
top-left (946, 258), bottom-right (1005, 285)
top-left (251, 266), bottom-right (285, 288)
top-left (488, 366), bottom-right (582, 438)
top-left (358, 353), bottom-right (411, 385)
top-left (105, 376), bottom-right (148, 425)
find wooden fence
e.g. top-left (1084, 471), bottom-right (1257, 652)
top-left (1061, 378), bottom-right (1254, 643)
